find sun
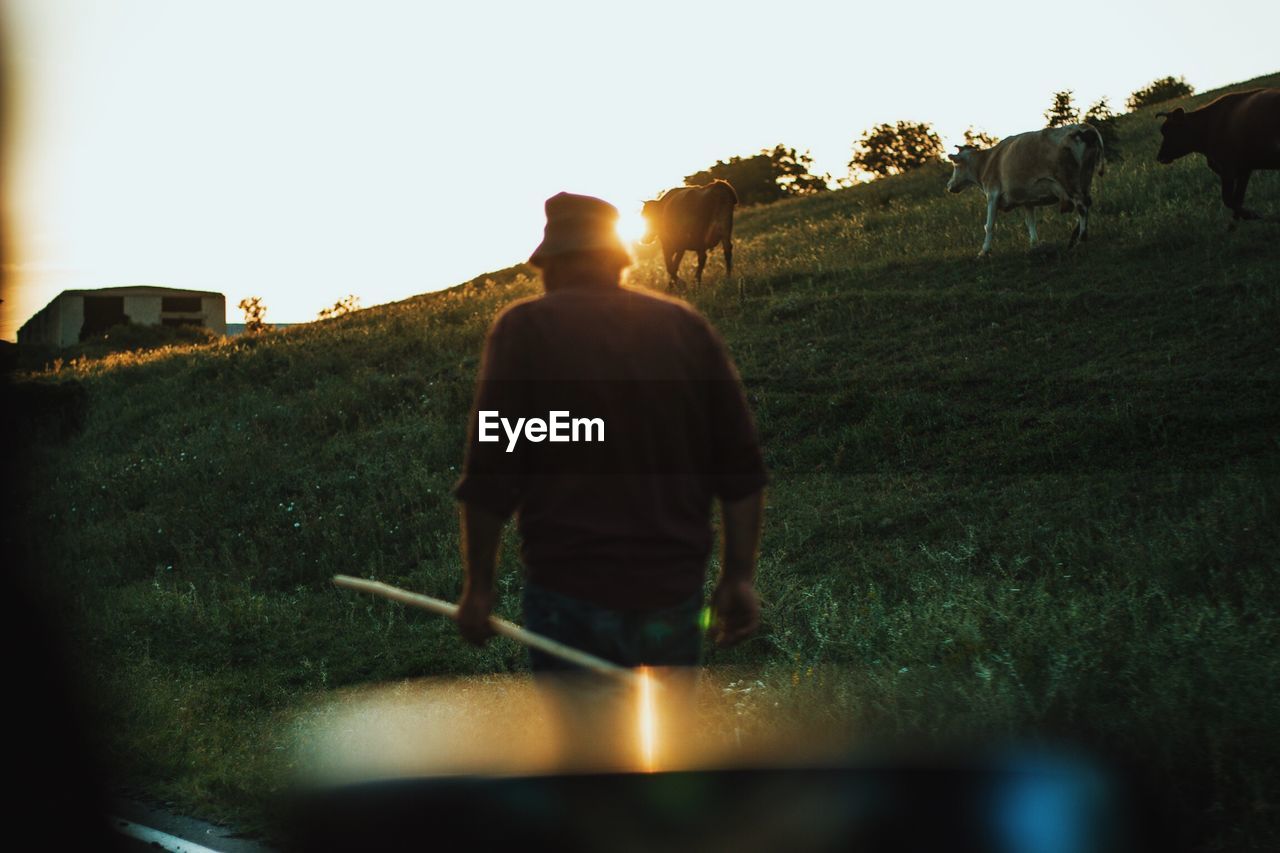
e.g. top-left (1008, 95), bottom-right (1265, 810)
top-left (615, 207), bottom-right (649, 246)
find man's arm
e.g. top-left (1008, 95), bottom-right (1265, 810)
top-left (695, 313), bottom-right (767, 648)
top-left (454, 501), bottom-right (509, 646)
top-left (709, 488), bottom-right (764, 647)
top-left (452, 307), bottom-right (526, 646)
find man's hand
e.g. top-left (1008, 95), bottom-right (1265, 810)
top-left (712, 489), bottom-right (764, 647)
top-left (456, 501), bottom-right (507, 646)
top-left (708, 578), bottom-right (760, 647)
top-left (454, 587), bottom-right (497, 646)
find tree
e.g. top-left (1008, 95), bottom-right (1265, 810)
top-left (1044, 90), bottom-right (1080, 127)
top-left (238, 296), bottom-right (270, 334)
top-left (1126, 76), bottom-right (1193, 111)
top-left (769, 146), bottom-right (831, 197)
top-left (684, 144), bottom-right (829, 206)
top-left (962, 127), bottom-right (1000, 149)
top-left (318, 294), bottom-right (361, 320)
top-left (684, 153), bottom-right (777, 206)
top-left (1083, 96), bottom-right (1122, 161)
top-left (849, 121), bottom-right (944, 178)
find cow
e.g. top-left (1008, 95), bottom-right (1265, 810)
top-left (946, 123), bottom-right (1105, 256)
top-left (1155, 88), bottom-right (1280, 221)
top-left (641, 179), bottom-right (737, 290)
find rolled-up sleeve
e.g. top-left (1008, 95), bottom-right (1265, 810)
top-left (453, 311), bottom-right (527, 518)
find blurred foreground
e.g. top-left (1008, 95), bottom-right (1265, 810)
top-left (286, 671), bottom-right (1148, 852)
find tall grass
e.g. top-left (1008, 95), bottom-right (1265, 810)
top-left (12, 72), bottom-right (1280, 847)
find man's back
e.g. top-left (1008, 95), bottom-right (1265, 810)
top-left (455, 284), bottom-right (765, 610)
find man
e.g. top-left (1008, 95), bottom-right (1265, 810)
top-left (451, 192), bottom-right (766, 689)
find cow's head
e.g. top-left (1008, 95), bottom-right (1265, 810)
top-left (945, 147), bottom-right (979, 193)
top-left (1155, 107), bottom-right (1192, 164)
top-left (640, 198), bottom-right (660, 243)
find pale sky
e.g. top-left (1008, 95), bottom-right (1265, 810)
top-left (3, 0), bottom-right (1277, 339)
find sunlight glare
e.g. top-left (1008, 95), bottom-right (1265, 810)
top-left (637, 666), bottom-right (657, 772)
top-left (616, 207), bottom-right (648, 248)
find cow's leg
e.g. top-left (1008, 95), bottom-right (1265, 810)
top-left (1023, 207), bottom-right (1039, 246)
top-left (1218, 171), bottom-right (1259, 221)
top-left (1066, 198), bottom-right (1089, 247)
top-left (1232, 170), bottom-right (1260, 220)
top-left (695, 249), bottom-right (708, 287)
top-left (723, 238), bottom-right (733, 279)
top-left (1219, 171), bottom-right (1238, 216)
top-left (979, 190), bottom-right (1000, 256)
top-left (668, 250), bottom-right (687, 289)
top-left (664, 250), bottom-right (683, 290)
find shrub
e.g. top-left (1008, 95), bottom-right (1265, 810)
top-left (685, 145), bottom-right (829, 206)
top-left (850, 121), bottom-right (944, 179)
top-left (318, 295), bottom-right (362, 321)
top-left (1044, 90), bottom-right (1080, 127)
top-left (962, 127), bottom-right (1000, 149)
top-left (1126, 76), bottom-right (1194, 111)
top-left (1084, 97), bottom-right (1122, 161)
top-left (72, 322), bottom-right (216, 357)
top-left (238, 297), bottom-right (271, 333)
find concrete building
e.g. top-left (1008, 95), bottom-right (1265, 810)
top-left (17, 286), bottom-right (227, 347)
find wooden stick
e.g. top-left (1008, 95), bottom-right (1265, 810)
top-left (332, 575), bottom-right (644, 686)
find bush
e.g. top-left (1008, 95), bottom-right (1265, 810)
top-left (1084, 97), bottom-right (1122, 161)
top-left (1127, 76), bottom-right (1194, 111)
top-left (962, 127), bottom-right (1000, 149)
top-left (238, 297), bottom-right (271, 333)
top-left (685, 145), bottom-right (829, 206)
top-left (318, 295), bottom-right (362, 321)
top-left (71, 322), bottom-right (216, 358)
top-left (850, 121), bottom-right (944, 179)
top-left (1044, 90), bottom-right (1080, 128)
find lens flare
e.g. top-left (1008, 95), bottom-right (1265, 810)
top-left (615, 208), bottom-right (648, 245)
top-left (638, 666), bottom-right (657, 772)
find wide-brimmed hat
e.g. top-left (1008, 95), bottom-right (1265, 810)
top-left (528, 192), bottom-right (632, 269)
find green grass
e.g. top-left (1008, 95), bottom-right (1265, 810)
top-left (12, 72), bottom-right (1280, 847)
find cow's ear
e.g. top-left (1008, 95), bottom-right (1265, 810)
top-left (947, 152), bottom-right (961, 163)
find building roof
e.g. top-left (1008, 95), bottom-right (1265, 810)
top-left (57, 286), bottom-right (225, 298)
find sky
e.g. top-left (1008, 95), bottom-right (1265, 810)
top-left (2, 0), bottom-right (1277, 339)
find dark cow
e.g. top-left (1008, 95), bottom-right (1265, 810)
top-left (1156, 88), bottom-right (1280, 220)
top-left (641, 180), bottom-right (737, 290)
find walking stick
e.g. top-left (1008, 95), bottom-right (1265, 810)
top-left (332, 575), bottom-right (644, 687)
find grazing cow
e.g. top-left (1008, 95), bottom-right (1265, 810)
top-left (946, 123), bottom-right (1105, 256)
top-left (641, 180), bottom-right (737, 289)
top-left (1156, 88), bottom-right (1280, 221)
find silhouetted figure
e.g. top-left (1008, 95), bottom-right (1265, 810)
top-left (452, 192), bottom-right (766, 765)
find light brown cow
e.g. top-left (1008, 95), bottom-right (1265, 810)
top-left (641, 180), bottom-right (737, 289)
top-left (946, 123), bottom-right (1105, 256)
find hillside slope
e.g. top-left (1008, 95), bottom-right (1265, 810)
top-left (10, 72), bottom-right (1280, 846)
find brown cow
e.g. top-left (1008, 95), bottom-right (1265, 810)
top-left (1156, 88), bottom-right (1280, 220)
top-left (641, 180), bottom-right (737, 290)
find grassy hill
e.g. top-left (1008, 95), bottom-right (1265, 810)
top-left (10, 72), bottom-right (1280, 848)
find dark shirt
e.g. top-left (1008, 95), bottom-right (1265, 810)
top-left (453, 282), bottom-right (766, 611)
